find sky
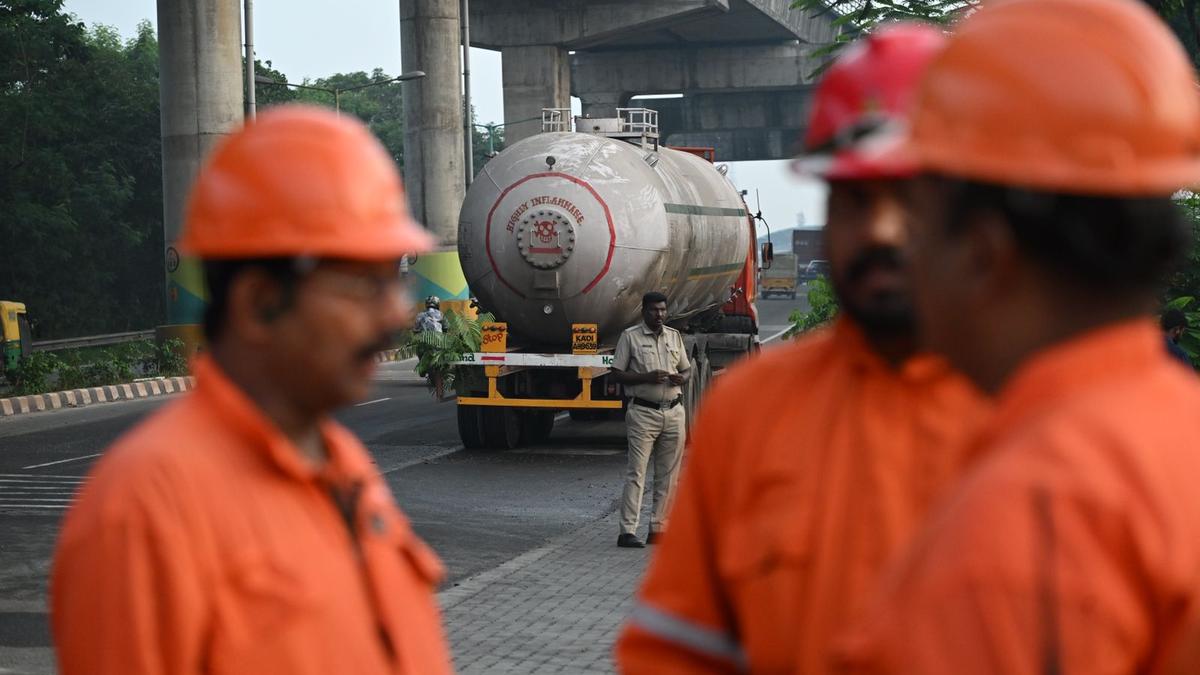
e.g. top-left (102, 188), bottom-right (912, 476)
top-left (62, 0), bottom-right (827, 230)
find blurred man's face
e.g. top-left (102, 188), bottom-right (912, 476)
top-left (825, 179), bottom-right (915, 341)
top-left (268, 259), bottom-right (412, 411)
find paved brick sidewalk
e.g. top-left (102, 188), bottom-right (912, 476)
top-left (439, 509), bottom-right (648, 674)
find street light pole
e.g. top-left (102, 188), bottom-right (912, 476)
top-left (462, 0), bottom-right (474, 185)
top-left (244, 0), bottom-right (256, 119)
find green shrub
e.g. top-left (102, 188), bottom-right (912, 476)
top-left (401, 310), bottom-right (495, 396)
top-left (785, 276), bottom-right (839, 338)
top-left (8, 352), bottom-right (63, 395)
top-left (156, 338), bottom-right (189, 376)
top-left (1165, 296), bottom-right (1200, 368)
top-left (2, 338), bottom-right (190, 396)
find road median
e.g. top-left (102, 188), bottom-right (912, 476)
top-left (1, 348), bottom-right (408, 418)
top-left (1, 376), bottom-right (195, 417)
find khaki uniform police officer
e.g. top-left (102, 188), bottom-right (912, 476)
top-left (609, 292), bottom-right (691, 548)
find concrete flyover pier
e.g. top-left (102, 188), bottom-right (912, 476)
top-left (157, 0), bottom-right (244, 328)
top-left (400, 0), bottom-right (471, 311)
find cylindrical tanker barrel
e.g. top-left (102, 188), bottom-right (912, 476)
top-left (457, 132), bottom-right (750, 346)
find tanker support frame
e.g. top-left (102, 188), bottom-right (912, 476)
top-left (450, 300), bottom-right (760, 451)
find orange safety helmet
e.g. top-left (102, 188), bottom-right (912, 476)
top-left (180, 105), bottom-right (433, 259)
top-left (891, 0), bottom-right (1200, 195)
top-left (795, 23), bottom-right (947, 180)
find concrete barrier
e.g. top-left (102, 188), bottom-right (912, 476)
top-left (1, 351), bottom-right (411, 418)
top-left (0, 377), bottom-right (195, 418)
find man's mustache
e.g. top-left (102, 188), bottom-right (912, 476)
top-left (355, 334), bottom-right (398, 362)
top-left (845, 246), bottom-right (907, 285)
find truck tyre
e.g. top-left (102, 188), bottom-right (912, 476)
top-left (520, 410), bottom-right (555, 445)
top-left (482, 407), bottom-right (522, 450)
top-left (715, 315), bottom-right (755, 334)
top-left (457, 405), bottom-right (487, 450)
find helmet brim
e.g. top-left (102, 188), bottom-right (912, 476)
top-left (792, 123), bottom-right (920, 181)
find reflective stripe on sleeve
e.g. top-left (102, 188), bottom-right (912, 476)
top-left (628, 602), bottom-right (748, 670)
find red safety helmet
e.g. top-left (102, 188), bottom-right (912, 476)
top-left (795, 23), bottom-right (947, 180)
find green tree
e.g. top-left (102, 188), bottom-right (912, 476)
top-left (791, 0), bottom-right (1200, 66)
top-left (471, 108), bottom-right (506, 177)
top-left (251, 58), bottom-right (299, 107)
top-left (1, 2), bottom-right (165, 338)
top-left (257, 69), bottom-right (408, 167)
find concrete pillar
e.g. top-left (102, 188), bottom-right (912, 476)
top-left (157, 0), bottom-right (243, 326)
top-left (578, 92), bottom-right (624, 121)
top-left (400, 0), bottom-right (465, 245)
top-left (501, 45), bottom-right (570, 144)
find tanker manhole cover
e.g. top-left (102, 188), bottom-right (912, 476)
top-left (517, 210), bottom-right (576, 269)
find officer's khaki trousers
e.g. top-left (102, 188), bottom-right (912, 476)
top-left (620, 403), bottom-right (686, 535)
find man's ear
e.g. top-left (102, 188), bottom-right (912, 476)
top-left (224, 270), bottom-right (286, 345)
top-left (962, 209), bottom-right (1021, 302)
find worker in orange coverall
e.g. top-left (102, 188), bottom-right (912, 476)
top-left (836, 0), bottom-right (1200, 673)
top-left (51, 106), bottom-right (452, 675)
top-left (616, 24), bottom-right (989, 674)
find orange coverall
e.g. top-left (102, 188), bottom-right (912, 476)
top-left (51, 356), bottom-right (452, 675)
top-left (617, 318), bottom-right (988, 673)
top-left (838, 320), bottom-right (1200, 675)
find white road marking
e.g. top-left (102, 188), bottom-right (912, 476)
top-left (762, 326), bottom-right (791, 343)
top-left (0, 473), bottom-right (84, 511)
top-left (22, 453), bottom-right (103, 470)
top-left (355, 397), bottom-right (392, 407)
top-left (0, 473), bottom-right (85, 480)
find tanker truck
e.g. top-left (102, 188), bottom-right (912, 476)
top-left (452, 108), bottom-right (766, 449)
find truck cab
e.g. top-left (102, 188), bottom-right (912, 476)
top-left (761, 252), bottom-right (798, 299)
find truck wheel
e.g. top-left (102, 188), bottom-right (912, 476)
top-left (716, 315), bottom-right (755, 334)
top-left (457, 406), bottom-right (486, 450)
top-left (520, 410), bottom-right (555, 445)
top-left (482, 407), bottom-right (522, 450)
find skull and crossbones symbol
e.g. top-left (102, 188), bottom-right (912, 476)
top-left (533, 220), bottom-right (558, 243)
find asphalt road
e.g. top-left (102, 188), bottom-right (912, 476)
top-left (0, 295), bottom-right (805, 674)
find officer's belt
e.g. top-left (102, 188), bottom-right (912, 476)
top-left (630, 396), bottom-right (683, 411)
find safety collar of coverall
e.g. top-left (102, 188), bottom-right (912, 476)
top-left (968, 319), bottom-right (1162, 451)
top-left (190, 354), bottom-right (375, 485)
top-left (834, 317), bottom-right (952, 383)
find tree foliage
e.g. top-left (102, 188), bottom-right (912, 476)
top-left (1, 1), bottom-right (164, 338)
top-left (790, 0), bottom-right (1200, 66)
top-left (785, 276), bottom-right (839, 338)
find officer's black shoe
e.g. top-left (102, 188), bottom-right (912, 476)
top-left (646, 532), bottom-right (663, 545)
top-left (617, 533), bottom-right (645, 548)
